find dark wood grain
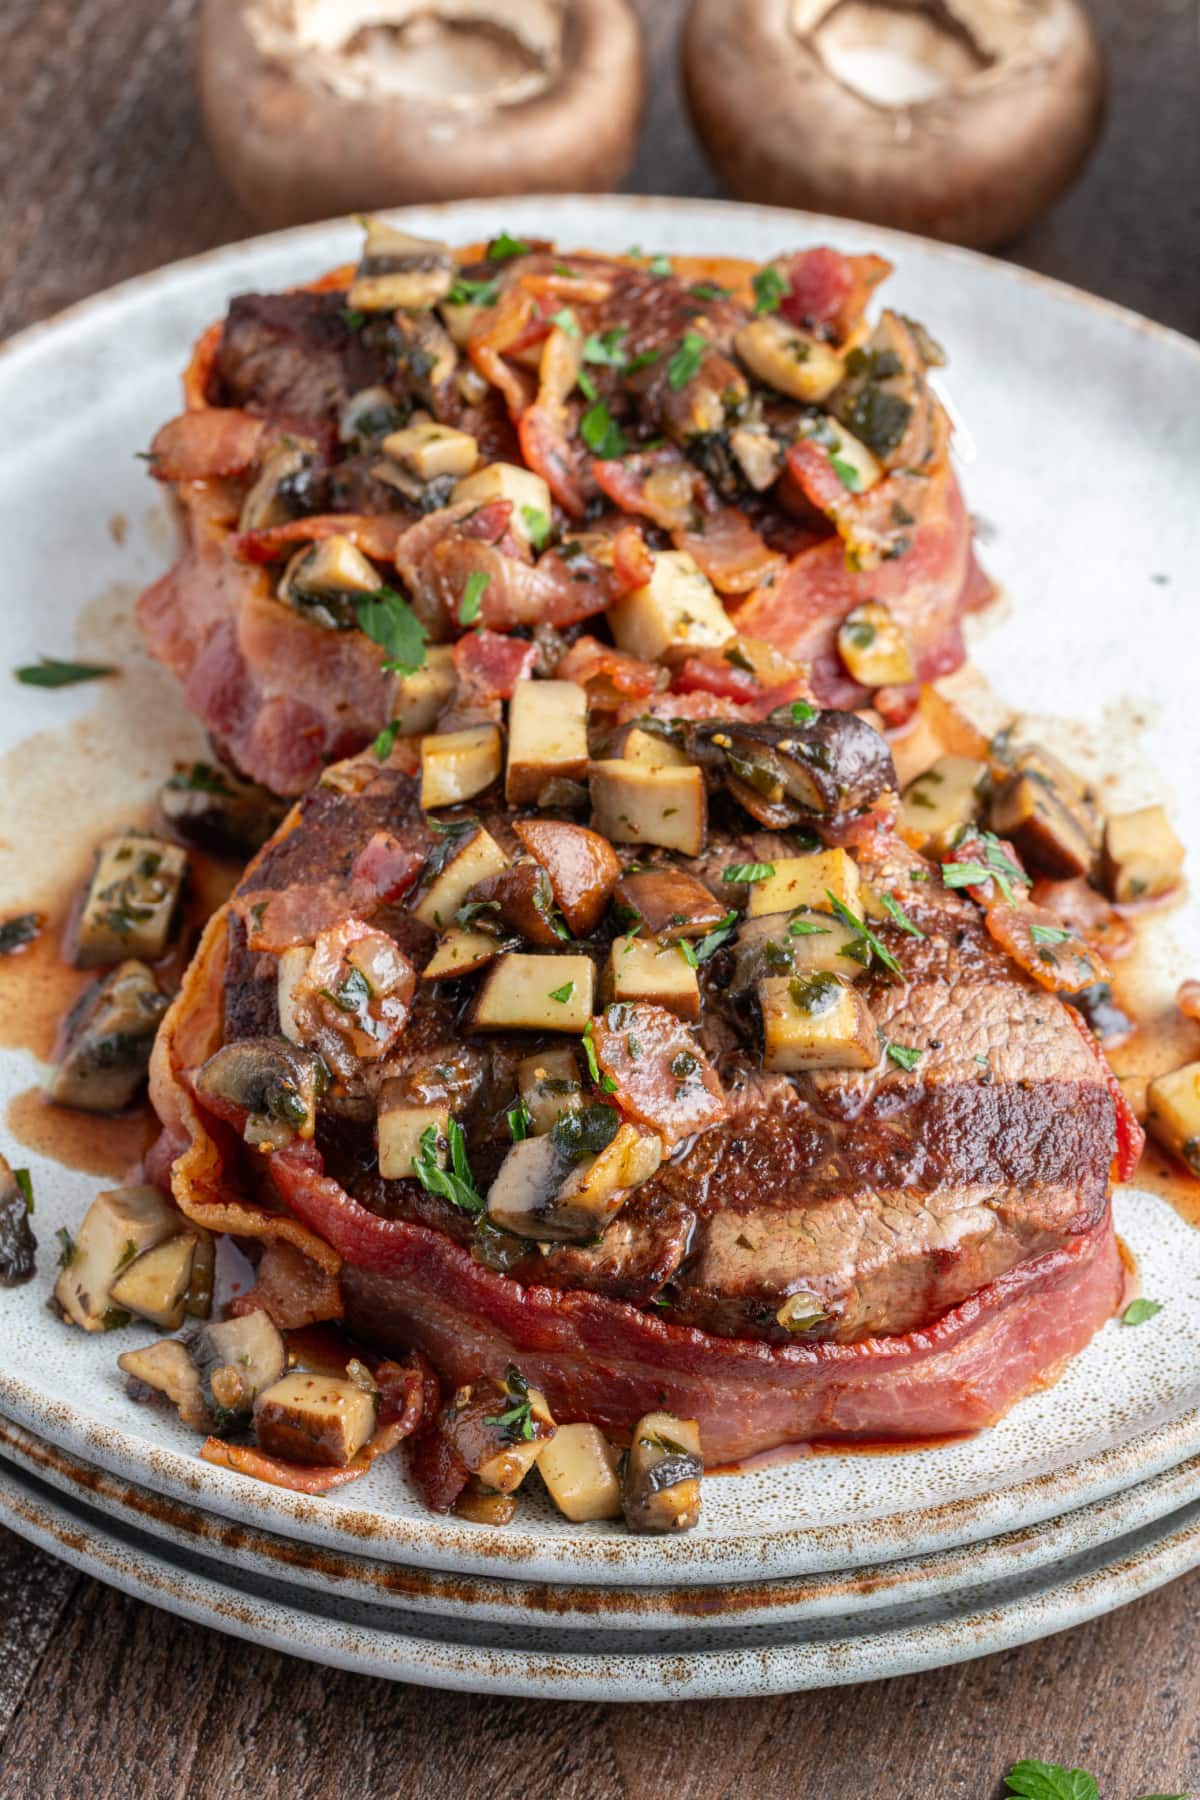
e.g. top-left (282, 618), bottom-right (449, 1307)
top-left (0, 1), bottom-right (1198, 1795)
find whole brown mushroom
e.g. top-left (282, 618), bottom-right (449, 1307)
top-left (197, 0), bottom-right (645, 229)
top-left (682, 0), bottom-right (1106, 249)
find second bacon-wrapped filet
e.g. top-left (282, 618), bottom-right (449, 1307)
top-left (136, 222), bottom-right (990, 796)
top-left (144, 685), bottom-right (1134, 1470)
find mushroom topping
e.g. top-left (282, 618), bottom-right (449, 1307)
top-left (277, 533), bottom-right (383, 630)
top-left (54, 1184), bottom-right (186, 1333)
top-left (589, 759), bottom-right (707, 858)
top-left (188, 1309), bottom-right (287, 1436)
top-left (438, 1368), bottom-right (556, 1494)
top-left (420, 725), bottom-right (503, 808)
top-left (109, 1233), bottom-right (205, 1332)
top-left (0, 1156), bottom-right (36, 1289)
top-left (377, 1090), bottom-right (450, 1181)
top-left (238, 436), bottom-right (321, 533)
top-left (758, 971), bottom-right (879, 1071)
top-left (505, 679), bottom-right (589, 806)
top-left (1101, 806), bottom-right (1186, 904)
top-left (1147, 1063), bottom-right (1200, 1179)
top-left (470, 952), bottom-right (596, 1034)
top-left (46, 961), bottom-right (170, 1114)
top-left (348, 219), bottom-right (456, 313)
top-left (118, 1338), bottom-right (211, 1432)
top-left (734, 314), bottom-right (844, 403)
top-left (463, 860), bottom-right (566, 948)
top-left (686, 710), bottom-right (896, 829)
top-left (512, 819), bottom-right (622, 938)
top-left (987, 743), bottom-right (1100, 880)
top-left (607, 550), bottom-right (734, 664)
top-left (485, 1106), bottom-right (662, 1242)
top-left (899, 754), bottom-right (989, 854)
top-left (193, 1036), bottom-right (328, 1149)
top-left (682, 0), bottom-right (1105, 250)
top-left (196, 0), bottom-right (645, 230)
top-left (605, 937), bottom-right (701, 1022)
top-left (254, 1370), bottom-right (379, 1467)
top-left (621, 1411), bottom-right (702, 1534)
top-left (538, 1422), bottom-right (622, 1523)
top-left (412, 824), bottom-right (509, 931)
top-left (160, 762), bottom-right (286, 858)
top-left (612, 869), bottom-right (727, 943)
top-left (517, 1045), bottom-right (584, 1135)
top-left (72, 832), bottom-right (187, 969)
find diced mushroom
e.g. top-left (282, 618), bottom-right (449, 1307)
top-left (109, 1232), bottom-right (199, 1331)
top-left (733, 910), bottom-right (867, 991)
top-left (758, 973), bottom-right (878, 1071)
top-left (254, 1370), bottom-right (378, 1468)
top-left (622, 1412), bottom-right (703, 1534)
top-left (348, 220), bottom-right (455, 312)
top-left (72, 833), bottom-right (187, 968)
top-left (117, 1338), bottom-right (211, 1432)
top-left (899, 754), bottom-right (989, 854)
top-left (238, 437), bottom-right (320, 533)
top-left (465, 860), bottom-right (564, 947)
top-left (688, 711), bottom-right (895, 829)
top-left (46, 961), bottom-right (169, 1113)
top-left (517, 1046), bottom-right (585, 1135)
top-left (440, 1370), bottom-right (556, 1495)
top-left (160, 763), bottom-right (285, 858)
top-left (0, 1155), bottom-right (36, 1288)
top-left (734, 315), bottom-right (844, 402)
top-left (985, 741), bottom-right (1101, 882)
top-left (538, 1423), bottom-right (622, 1523)
top-left (185, 1230), bottom-right (215, 1321)
top-left (388, 309), bottom-right (458, 392)
top-left (797, 414), bottom-right (882, 493)
top-left (747, 849), bottom-right (860, 919)
top-left (277, 533), bottom-right (381, 630)
top-left (381, 420), bottom-right (478, 482)
top-left (392, 644), bottom-right (457, 737)
top-left (605, 937), bottom-right (701, 1021)
top-left (606, 550), bottom-right (734, 662)
top-left (453, 1478), bottom-right (519, 1527)
top-left (829, 311), bottom-right (935, 469)
top-left (338, 386), bottom-right (407, 447)
top-left (452, 462), bottom-right (552, 550)
top-left (189, 1309), bottom-right (287, 1436)
top-left (589, 760), bottom-right (707, 857)
top-left (511, 818), bottom-right (621, 938)
top-left (836, 601), bottom-right (915, 687)
top-left (614, 725), bottom-right (691, 769)
top-left (420, 725), bottom-right (502, 808)
top-left (486, 1111), bottom-right (661, 1242)
top-left (612, 868), bottom-right (726, 942)
top-left (412, 826), bottom-right (509, 931)
top-left (505, 679), bottom-right (589, 806)
top-left (1101, 806), bottom-right (1186, 903)
top-left (54, 1184), bottom-right (183, 1332)
top-left (421, 928), bottom-right (504, 982)
top-left (471, 953), bottom-right (595, 1033)
top-left (193, 1036), bottom-right (327, 1150)
top-left (377, 1090), bottom-right (449, 1182)
top-left (1146, 1063), bottom-right (1200, 1178)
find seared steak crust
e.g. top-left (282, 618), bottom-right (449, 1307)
top-left (218, 764), bottom-right (1117, 1346)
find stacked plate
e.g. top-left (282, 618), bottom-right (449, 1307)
top-left (1, 1192), bottom-right (1200, 1696)
top-left (1, 196), bottom-right (1199, 1696)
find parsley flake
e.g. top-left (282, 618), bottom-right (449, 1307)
top-left (356, 586), bottom-right (427, 676)
top-left (752, 267), bottom-right (789, 315)
top-left (487, 232), bottom-right (530, 261)
top-left (878, 893), bottom-right (926, 938)
top-left (582, 327), bottom-right (627, 367)
top-left (1121, 1297), bottom-right (1163, 1326)
top-left (373, 720), bottom-right (401, 760)
top-left (723, 862), bottom-right (775, 884)
top-left (667, 331), bottom-right (708, 391)
top-left (458, 571), bottom-right (490, 627)
top-left (548, 980), bottom-right (575, 1003)
top-left (580, 399), bottom-right (627, 460)
top-left (411, 1120), bottom-right (485, 1214)
top-left (521, 506), bottom-right (552, 552)
top-left (885, 1042), bottom-right (922, 1071)
top-left (14, 1168), bottom-right (33, 1214)
top-left (15, 658), bottom-right (117, 688)
top-left (825, 891), bottom-right (902, 976)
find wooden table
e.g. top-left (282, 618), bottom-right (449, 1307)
top-left (1, 3), bottom-right (1197, 1795)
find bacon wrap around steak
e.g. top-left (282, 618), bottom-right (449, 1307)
top-left (148, 741), bottom-right (1125, 1466)
top-left (135, 246), bottom-right (987, 795)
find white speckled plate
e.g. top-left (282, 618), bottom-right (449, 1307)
top-left (7, 1443), bottom-right (1200, 1699)
top-left (1, 198), bottom-right (1199, 1600)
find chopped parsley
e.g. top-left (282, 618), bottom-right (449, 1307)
top-left (548, 980), bottom-right (575, 1003)
top-left (829, 454), bottom-right (862, 491)
top-left (356, 586), bottom-right (427, 676)
top-left (752, 267), bottom-right (789, 315)
top-left (551, 1103), bottom-right (619, 1163)
top-left (885, 1042), bottom-right (923, 1071)
top-left (788, 917), bottom-right (831, 936)
top-left (667, 331), bottom-right (708, 391)
top-left (676, 939), bottom-right (699, 969)
top-left (456, 898), bottom-right (501, 929)
top-left (878, 892), bottom-right (925, 938)
top-left (693, 910), bottom-right (739, 962)
top-left (487, 232), bottom-right (530, 261)
top-left (412, 1120), bottom-right (485, 1214)
top-left (55, 1227), bottom-right (77, 1270)
top-left (506, 1102), bottom-right (530, 1143)
top-left (723, 862), bottom-right (775, 884)
top-left (1121, 1297), bottom-right (1163, 1326)
top-left (1029, 922), bottom-right (1074, 947)
top-left (549, 307), bottom-right (579, 336)
top-left (576, 368), bottom-right (598, 402)
top-left (689, 281), bottom-right (731, 301)
top-left (825, 890), bottom-right (902, 976)
top-left (942, 835), bottom-right (1027, 905)
top-left (446, 275), bottom-right (500, 307)
top-left (648, 254), bottom-right (673, 278)
top-left (789, 699), bottom-right (817, 724)
top-left (458, 570), bottom-right (490, 627)
top-left (521, 505), bottom-right (552, 552)
top-left (625, 348), bottom-right (662, 373)
top-left (483, 1365), bottom-right (536, 1442)
top-left (582, 327), bottom-right (627, 366)
top-left (15, 657), bottom-right (117, 688)
top-left (373, 719), bottom-right (401, 760)
top-left (13, 1168), bottom-right (33, 1214)
top-left (580, 399), bottom-right (627, 460)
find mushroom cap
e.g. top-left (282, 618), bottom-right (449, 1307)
top-left (197, 0), bottom-right (646, 229)
top-left (682, 0), bottom-right (1106, 249)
